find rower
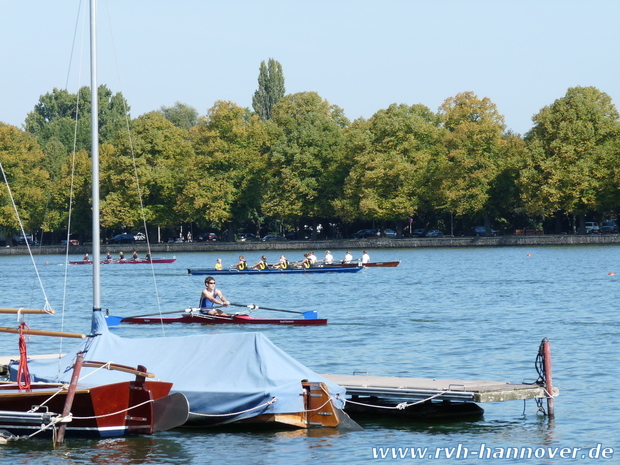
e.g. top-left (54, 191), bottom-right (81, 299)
top-left (199, 277), bottom-right (229, 316)
top-left (234, 255), bottom-right (247, 270)
top-left (252, 255), bottom-right (269, 270)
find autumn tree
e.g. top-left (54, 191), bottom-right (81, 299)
top-left (520, 86), bottom-right (620, 232)
top-left (100, 112), bottom-right (194, 234)
top-left (252, 59), bottom-right (285, 120)
top-left (336, 104), bottom-right (446, 235)
top-left (184, 101), bottom-right (271, 235)
top-left (265, 92), bottom-right (348, 235)
top-left (436, 92), bottom-right (510, 233)
top-left (0, 124), bottom-right (50, 235)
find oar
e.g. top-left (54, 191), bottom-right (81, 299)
top-left (230, 303), bottom-right (318, 319)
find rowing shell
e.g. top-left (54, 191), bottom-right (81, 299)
top-left (70, 258), bottom-right (177, 265)
top-left (324, 261), bottom-right (401, 268)
top-left (187, 265), bottom-right (362, 275)
top-left (116, 313), bottom-right (327, 326)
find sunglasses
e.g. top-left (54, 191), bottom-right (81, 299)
top-left (207, 281), bottom-right (216, 285)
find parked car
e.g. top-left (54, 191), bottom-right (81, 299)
top-left (425, 229), bottom-right (444, 238)
top-left (197, 232), bottom-right (219, 242)
top-left (411, 228), bottom-right (426, 237)
top-left (471, 226), bottom-right (497, 237)
top-left (237, 233), bottom-right (257, 241)
top-left (585, 222), bottom-right (600, 234)
top-left (376, 228), bottom-right (397, 238)
top-left (601, 220), bottom-right (618, 234)
top-left (352, 229), bottom-right (376, 239)
top-left (108, 233), bottom-right (135, 244)
top-left (261, 235), bottom-right (286, 241)
top-left (134, 232), bottom-right (146, 241)
top-left (61, 239), bottom-right (80, 246)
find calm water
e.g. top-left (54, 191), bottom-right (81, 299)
top-left (0, 246), bottom-right (618, 464)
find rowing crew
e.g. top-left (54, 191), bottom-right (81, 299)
top-left (217, 250), bottom-right (369, 270)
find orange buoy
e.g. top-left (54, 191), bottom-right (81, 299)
top-left (526, 254), bottom-right (532, 257)
top-left (608, 272), bottom-right (615, 276)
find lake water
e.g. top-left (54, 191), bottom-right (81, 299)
top-left (0, 246), bottom-right (618, 464)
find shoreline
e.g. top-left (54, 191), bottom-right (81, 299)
top-left (2, 234), bottom-right (620, 256)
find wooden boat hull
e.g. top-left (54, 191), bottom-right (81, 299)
top-left (188, 266), bottom-right (362, 275)
top-left (120, 313), bottom-right (327, 326)
top-left (70, 259), bottom-right (176, 265)
top-left (0, 380), bottom-right (187, 438)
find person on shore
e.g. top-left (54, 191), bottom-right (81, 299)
top-left (199, 277), bottom-right (229, 316)
top-left (214, 258), bottom-right (223, 270)
top-left (343, 251), bottom-right (353, 264)
top-left (234, 255), bottom-right (247, 270)
top-left (324, 251), bottom-right (334, 265)
top-left (252, 255), bottom-right (269, 270)
top-left (362, 251), bottom-right (370, 264)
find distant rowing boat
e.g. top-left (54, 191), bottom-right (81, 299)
top-left (187, 265), bottom-right (363, 275)
top-left (70, 258), bottom-right (176, 265)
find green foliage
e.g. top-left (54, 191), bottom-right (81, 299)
top-left (520, 86), bottom-right (620, 217)
top-left (252, 59), bottom-right (285, 120)
top-left (265, 92), bottom-right (348, 221)
top-left (336, 104), bottom-right (445, 222)
top-left (0, 124), bottom-right (50, 233)
top-left (5, 83), bottom-right (620, 239)
top-left (160, 102), bottom-right (199, 130)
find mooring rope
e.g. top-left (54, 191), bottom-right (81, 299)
top-left (344, 391), bottom-right (449, 410)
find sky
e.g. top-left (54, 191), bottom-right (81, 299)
top-left (1, 1), bottom-right (619, 136)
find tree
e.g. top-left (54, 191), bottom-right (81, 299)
top-left (184, 101), bottom-right (271, 233)
top-left (265, 92), bottom-right (349, 232)
top-left (336, 104), bottom-right (446, 232)
top-left (520, 86), bottom-right (620, 231)
top-left (25, 85), bottom-right (130, 153)
top-left (436, 92), bottom-right (508, 231)
top-left (160, 102), bottom-right (199, 130)
top-left (100, 112), bottom-right (194, 233)
top-left (252, 59), bottom-right (285, 120)
top-left (0, 124), bottom-right (50, 235)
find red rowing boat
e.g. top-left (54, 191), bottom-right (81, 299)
top-left (117, 312), bottom-right (327, 326)
top-left (70, 258), bottom-right (176, 265)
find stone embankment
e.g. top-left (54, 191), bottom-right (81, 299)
top-left (2, 234), bottom-right (620, 256)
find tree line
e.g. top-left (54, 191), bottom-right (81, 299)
top-left (1, 59), bottom-right (619, 243)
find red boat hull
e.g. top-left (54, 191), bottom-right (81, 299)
top-left (70, 259), bottom-right (176, 265)
top-left (0, 380), bottom-right (178, 438)
top-left (121, 313), bottom-right (327, 326)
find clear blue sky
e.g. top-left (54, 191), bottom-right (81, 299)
top-left (1, 1), bottom-right (618, 136)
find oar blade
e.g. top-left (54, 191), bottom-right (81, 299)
top-left (105, 315), bottom-right (124, 326)
top-left (302, 311), bottom-right (318, 319)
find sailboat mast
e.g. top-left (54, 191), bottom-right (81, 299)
top-left (90, 0), bottom-right (101, 312)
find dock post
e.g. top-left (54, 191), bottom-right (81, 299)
top-left (542, 338), bottom-right (555, 418)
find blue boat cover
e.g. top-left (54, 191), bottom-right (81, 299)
top-left (19, 312), bottom-right (345, 425)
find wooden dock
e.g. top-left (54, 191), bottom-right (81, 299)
top-left (322, 373), bottom-right (558, 403)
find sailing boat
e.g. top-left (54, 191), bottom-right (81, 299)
top-left (0, 308), bottom-right (189, 442)
top-left (15, 0), bottom-right (353, 431)
top-left (0, 1), bottom-right (190, 444)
